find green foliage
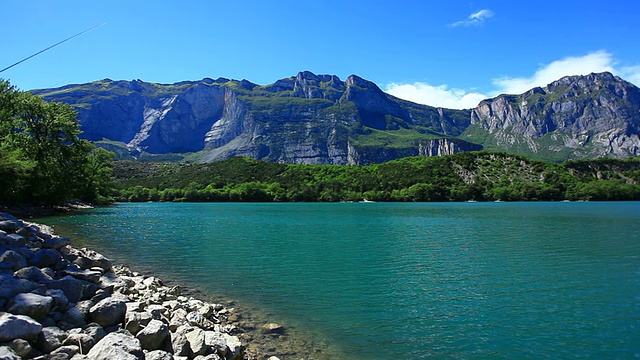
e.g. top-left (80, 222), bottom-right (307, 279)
top-left (0, 79), bottom-right (115, 205)
top-left (113, 152), bottom-right (640, 203)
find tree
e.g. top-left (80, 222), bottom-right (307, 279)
top-left (0, 79), bottom-right (114, 204)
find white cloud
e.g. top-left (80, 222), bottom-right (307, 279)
top-left (385, 82), bottom-right (487, 109)
top-left (450, 9), bottom-right (494, 27)
top-left (384, 50), bottom-right (640, 109)
top-left (492, 50), bottom-right (616, 95)
top-left (619, 65), bottom-right (640, 86)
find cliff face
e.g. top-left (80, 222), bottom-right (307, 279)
top-left (468, 72), bottom-right (640, 160)
top-left (35, 71), bottom-right (640, 164)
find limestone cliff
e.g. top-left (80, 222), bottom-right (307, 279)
top-left (34, 71), bottom-right (640, 164)
top-left (467, 72), bottom-right (640, 160)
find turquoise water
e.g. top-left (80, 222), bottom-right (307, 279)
top-left (37, 202), bottom-right (640, 359)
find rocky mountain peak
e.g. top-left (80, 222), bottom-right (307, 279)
top-left (33, 71), bottom-right (640, 163)
top-left (469, 71), bottom-right (640, 159)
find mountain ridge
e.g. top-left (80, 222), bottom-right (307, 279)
top-left (33, 71), bottom-right (640, 164)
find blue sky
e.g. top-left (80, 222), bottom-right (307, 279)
top-left (3, 0), bottom-right (640, 109)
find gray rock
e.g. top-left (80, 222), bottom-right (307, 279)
top-left (194, 355), bottom-right (223, 360)
top-left (45, 276), bottom-right (88, 303)
top-left (36, 326), bottom-right (67, 353)
top-left (0, 213), bottom-right (19, 222)
top-left (169, 308), bottom-right (188, 331)
top-left (86, 331), bottom-right (143, 360)
top-left (60, 267), bottom-right (102, 283)
top-left (13, 266), bottom-right (53, 282)
top-left (197, 303), bottom-right (215, 317)
top-left (0, 345), bottom-right (20, 360)
top-left (77, 250), bottom-right (112, 272)
top-left (124, 311), bottom-right (153, 335)
top-left (0, 219), bottom-right (23, 233)
top-left (74, 300), bottom-right (94, 318)
top-left (186, 311), bottom-right (216, 329)
top-left (185, 328), bottom-right (207, 355)
top-left (145, 350), bottom-right (174, 360)
top-left (0, 250), bottom-right (27, 271)
top-left (0, 274), bottom-right (38, 300)
top-left (204, 331), bottom-right (243, 359)
top-left (46, 288), bottom-right (70, 312)
top-left (170, 329), bottom-right (190, 356)
top-left (81, 323), bottom-right (106, 344)
top-left (7, 293), bottom-right (53, 321)
top-left (135, 319), bottom-right (169, 351)
top-left (0, 313), bottom-right (43, 342)
top-left (62, 333), bottom-right (96, 354)
top-left (7, 234), bottom-right (27, 246)
top-left (59, 307), bottom-right (86, 330)
top-left (42, 236), bottom-right (72, 249)
top-left (261, 322), bottom-right (285, 334)
top-left (29, 248), bottom-right (63, 269)
top-left (50, 345), bottom-right (80, 359)
top-left (3, 338), bottom-right (31, 358)
top-left (89, 297), bottom-right (126, 327)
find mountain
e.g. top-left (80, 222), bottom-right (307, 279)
top-left (465, 72), bottom-right (640, 161)
top-left (33, 71), bottom-right (640, 164)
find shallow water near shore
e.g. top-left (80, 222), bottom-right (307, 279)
top-left (35, 202), bottom-right (640, 359)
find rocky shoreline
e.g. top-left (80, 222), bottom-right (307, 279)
top-left (0, 212), bottom-right (285, 360)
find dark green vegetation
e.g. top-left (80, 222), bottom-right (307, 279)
top-left (0, 80), bottom-right (114, 205)
top-left (114, 153), bottom-right (640, 202)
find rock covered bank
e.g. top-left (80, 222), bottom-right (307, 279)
top-left (0, 212), bottom-right (281, 360)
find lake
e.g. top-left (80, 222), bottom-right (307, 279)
top-left (35, 202), bottom-right (640, 359)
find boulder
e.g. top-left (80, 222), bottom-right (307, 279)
top-left (186, 311), bottom-right (216, 329)
top-left (90, 289), bottom-right (111, 304)
top-left (62, 333), bottom-right (96, 354)
top-left (169, 308), bottom-right (188, 331)
top-left (185, 328), bottom-right (207, 355)
top-left (7, 292), bottom-right (53, 321)
top-left (5, 234), bottom-right (26, 247)
top-left (3, 338), bottom-right (31, 358)
top-left (0, 250), bottom-right (27, 271)
top-left (0, 219), bottom-right (23, 232)
top-left (0, 346), bottom-right (20, 360)
top-left (0, 213), bottom-right (20, 222)
top-left (82, 322), bottom-right (106, 345)
top-left (197, 303), bottom-right (215, 317)
top-left (0, 313), bottom-right (43, 342)
top-left (46, 288), bottom-right (70, 312)
top-left (50, 344), bottom-right (80, 358)
top-left (60, 267), bottom-right (102, 283)
top-left (135, 319), bottom-right (169, 351)
top-left (89, 297), bottom-right (126, 327)
top-left (45, 276), bottom-right (89, 303)
top-left (36, 326), bottom-right (67, 353)
top-left (13, 266), bottom-right (53, 282)
top-left (42, 236), bottom-right (72, 249)
top-left (59, 307), bottom-right (86, 330)
top-left (85, 331), bottom-right (143, 360)
top-left (204, 331), bottom-right (243, 359)
top-left (0, 274), bottom-right (38, 299)
top-left (76, 249), bottom-right (112, 272)
top-left (125, 311), bottom-right (153, 335)
top-left (29, 248), bottom-right (63, 269)
top-left (145, 350), bottom-right (175, 360)
top-left (261, 322), bottom-right (285, 334)
top-left (170, 328), bottom-right (190, 357)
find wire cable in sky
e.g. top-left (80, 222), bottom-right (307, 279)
top-left (0, 23), bottom-right (106, 74)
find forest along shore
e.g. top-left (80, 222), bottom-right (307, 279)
top-left (0, 212), bottom-right (285, 360)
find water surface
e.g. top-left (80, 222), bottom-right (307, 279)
top-left (36, 202), bottom-right (640, 359)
